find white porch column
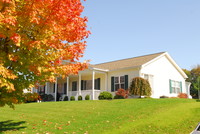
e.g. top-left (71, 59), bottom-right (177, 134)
top-left (67, 77), bottom-right (69, 96)
top-left (55, 77), bottom-right (58, 102)
top-left (45, 82), bottom-right (48, 94)
top-left (79, 74), bottom-right (82, 95)
top-left (92, 71), bottom-right (95, 100)
top-left (105, 73), bottom-right (108, 91)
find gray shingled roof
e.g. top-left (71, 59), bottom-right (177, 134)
top-left (90, 52), bottom-right (166, 71)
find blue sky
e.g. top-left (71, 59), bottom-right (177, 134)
top-left (81, 0), bottom-right (200, 70)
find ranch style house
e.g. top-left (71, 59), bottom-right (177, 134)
top-left (31, 52), bottom-right (191, 100)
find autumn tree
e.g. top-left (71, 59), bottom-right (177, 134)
top-left (129, 77), bottom-right (151, 97)
top-left (183, 65), bottom-right (200, 99)
top-left (0, 0), bottom-right (90, 108)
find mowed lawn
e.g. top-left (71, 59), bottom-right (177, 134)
top-left (0, 99), bottom-right (200, 134)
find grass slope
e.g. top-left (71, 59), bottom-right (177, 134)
top-left (0, 99), bottom-right (199, 134)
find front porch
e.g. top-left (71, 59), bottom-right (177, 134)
top-left (35, 68), bottom-right (109, 101)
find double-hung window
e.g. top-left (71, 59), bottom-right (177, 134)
top-left (169, 80), bottom-right (182, 94)
top-left (114, 76), bottom-right (125, 91)
top-left (111, 75), bottom-right (128, 92)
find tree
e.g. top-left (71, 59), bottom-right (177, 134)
top-left (0, 0), bottom-right (90, 108)
top-left (183, 65), bottom-right (200, 99)
top-left (129, 77), bottom-right (151, 97)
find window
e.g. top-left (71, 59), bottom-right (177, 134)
top-left (72, 81), bottom-right (77, 91)
top-left (81, 78), bottom-right (100, 90)
top-left (38, 86), bottom-right (45, 94)
top-left (111, 75), bottom-right (128, 92)
top-left (144, 74), bottom-right (153, 89)
top-left (170, 80), bottom-right (182, 94)
top-left (114, 76), bottom-right (125, 91)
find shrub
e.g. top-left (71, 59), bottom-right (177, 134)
top-left (63, 96), bottom-right (69, 101)
top-left (47, 94), bottom-right (54, 101)
top-left (114, 95), bottom-right (124, 99)
top-left (40, 94), bottom-right (54, 101)
top-left (178, 93), bottom-right (188, 98)
top-left (129, 77), bottom-right (151, 97)
top-left (160, 95), bottom-right (169, 98)
top-left (98, 91), bottom-right (112, 100)
top-left (70, 96), bottom-right (75, 101)
top-left (85, 94), bottom-right (90, 100)
top-left (114, 88), bottom-right (129, 99)
top-left (40, 94), bottom-right (48, 101)
top-left (23, 93), bottom-right (39, 103)
top-left (78, 95), bottom-right (82, 101)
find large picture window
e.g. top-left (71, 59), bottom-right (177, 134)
top-left (169, 80), bottom-right (182, 94)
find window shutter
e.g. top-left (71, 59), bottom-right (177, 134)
top-left (111, 77), bottom-right (114, 92)
top-left (44, 85), bottom-right (46, 94)
top-left (64, 83), bottom-right (67, 94)
top-left (125, 75), bottom-right (128, 90)
top-left (81, 80), bottom-right (84, 90)
top-left (53, 84), bottom-right (55, 93)
top-left (169, 79), bottom-right (172, 93)
top-left (180, 81), bottom-right (182, 93)
top-left (98, 78), bottom-right (100, 90)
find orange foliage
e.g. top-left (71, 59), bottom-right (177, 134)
top-left (0, 0), bottom-right (90, 108)
top-left (115, 88), bottom-right (129, 99)
top-left (177, 93), bottom-right (188, 98)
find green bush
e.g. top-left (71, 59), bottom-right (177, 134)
top-left (129, 77), bottom-right (151, 97)
top-left (40, 94), bottom-right (48, 101)
top-left (98, 92), bottom-right (112, 100)
top-left (70, 96), bottom-right (75, 101)
top-left (78, 95), bottom-right (82, 101)
top-left (114, 95), bottom-right (124, 99)
top-left (23, 93), bottom-right (39, 103)
top-left (85, 94), bottom-right (90, 100)
top-left (40, 94), bottom-right (54, 101)
top-left (63, 96), bottom-right (69, 101)
top-left (47, 94), bottom-right (54, 101)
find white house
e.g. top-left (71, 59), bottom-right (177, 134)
top-left (33, 52), bottom-right (191, 100)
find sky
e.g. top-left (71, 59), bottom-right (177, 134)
top-left (81, 0), bottom-right (200, 70)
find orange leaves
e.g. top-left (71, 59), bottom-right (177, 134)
top-left (0, 64), bottom-right (17, 79)
top-left (0, 0), bottom-right (90, 108)
top-left (10, 33), bottom-right (21, 46)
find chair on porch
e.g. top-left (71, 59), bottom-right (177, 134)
top-left (59, 94), bottom-right (66, 101)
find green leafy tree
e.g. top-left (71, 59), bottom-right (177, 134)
top-left (183, 65), bottom-right (200, 99)
top-left (129, 77), bottom-right (151, 97)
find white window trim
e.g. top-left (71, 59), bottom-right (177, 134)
top-left (114, 76), bottom-right (125, 91)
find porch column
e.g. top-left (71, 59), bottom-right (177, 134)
top-left (105, 73), bottom-right (108, 91)
top-left (67, 77), bottom-right (69, 96)
top-left (45, 82), bottom-right (48, 94)
top-left (55, 77), bottom-right (58, 102)
top-left (79, 74), bottom-right (82, 95)
top-left (92, 71), bottom-right (95, 100)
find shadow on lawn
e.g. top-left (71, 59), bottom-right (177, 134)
top-left (0, 120), bottom-right (26, 132)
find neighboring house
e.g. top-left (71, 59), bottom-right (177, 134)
top-left (32, 52), bottom-right (191, 100)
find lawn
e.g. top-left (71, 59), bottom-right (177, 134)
top-left (0, 99), bottom-right (200, 134)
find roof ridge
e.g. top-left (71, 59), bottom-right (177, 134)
top-left (93, 51), bottom-right (166, 66)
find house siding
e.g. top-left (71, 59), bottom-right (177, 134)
top-left (107, 68), bottom-right (140, 93)
top-left (141, 55), bottom-right (186, 98)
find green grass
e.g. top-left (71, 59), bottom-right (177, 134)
top-left (0, 99), bottom-right (200, 134)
